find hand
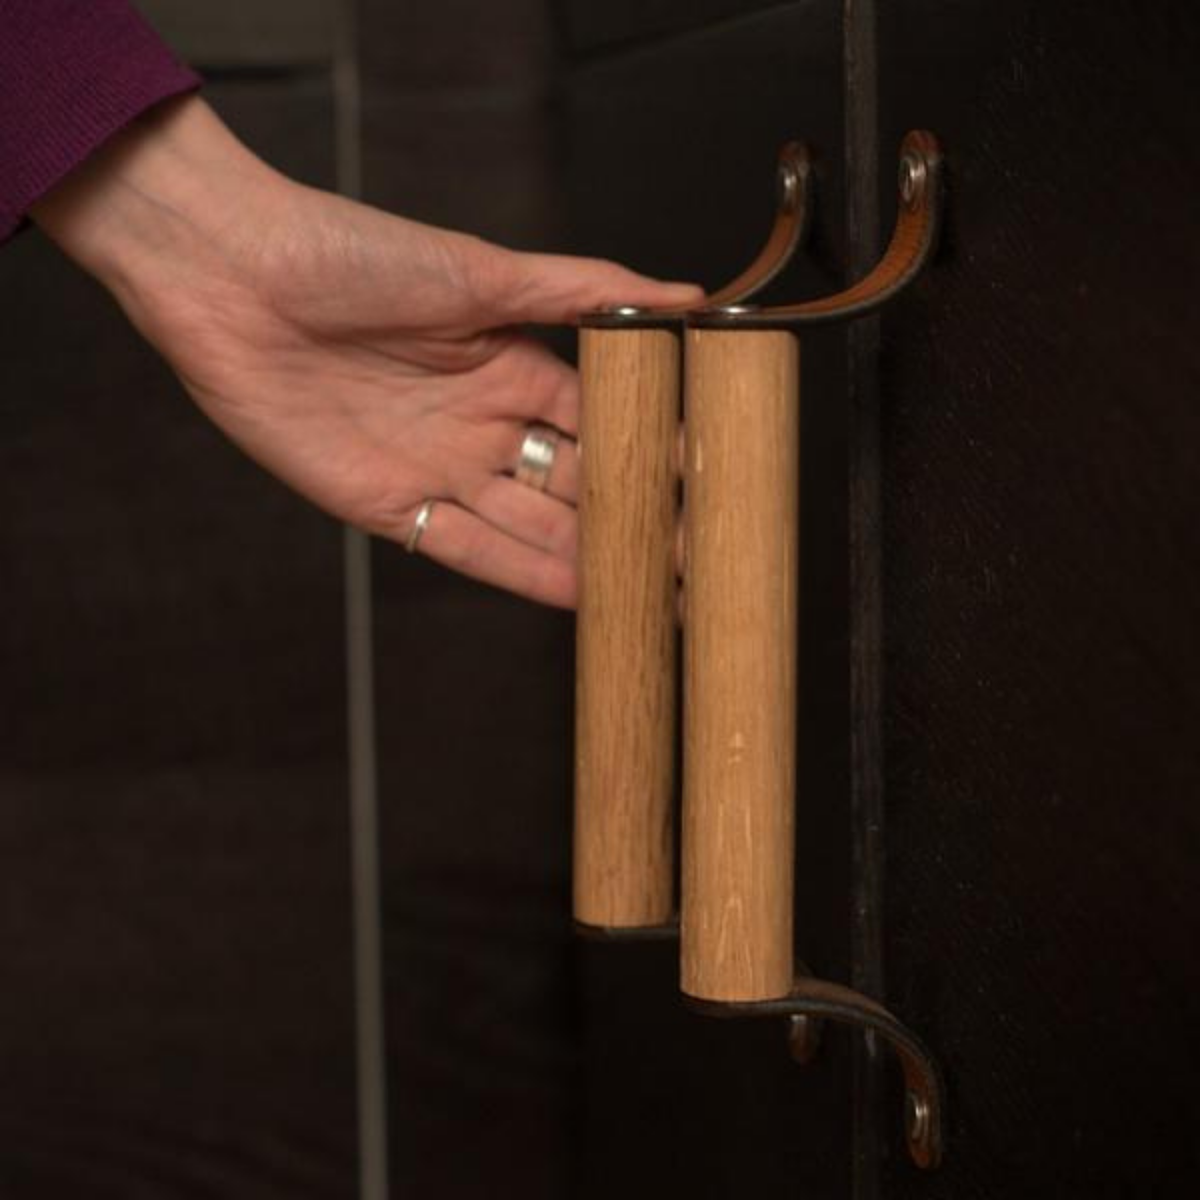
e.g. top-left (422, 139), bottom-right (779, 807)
top-left (32, 96), bottom-right (701, 608)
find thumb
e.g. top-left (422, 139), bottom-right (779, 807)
top-left (499, 250), bottom-right (704, 325)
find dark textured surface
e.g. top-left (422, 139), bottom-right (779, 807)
top-left (359, 0), bottom-right (553, 92)
top-left (359, 0), bottom-right (562, 251)
top-left (0, 768), bottom-right (354, 1198)
top-left (361, 89), bottom-right (561, 250)
top-left (373, 574), bottom-right (578, 1200)
top-left (561, 1), bottom-right (848, 298)
top-left (874, 1), bottom-right (1200, 1195)
top-left (360, 3), bottom-right (577, 1196)
top-left (135, 0), bottom-right (335, 69)
top-left (0, 80), bottom-right (355, 1198)
top-left (843, 0), bottom-right (887, 1191)
top-left (555, 0), bottom-right (787, 56)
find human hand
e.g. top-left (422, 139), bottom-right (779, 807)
top-left (33, 96), bottom-right (701, 608)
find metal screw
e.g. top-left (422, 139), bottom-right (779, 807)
top-left (777, 160), bottom-right (800, 210)
top-left (905, 1090), bottom-right (930, 1145)
top-left (898, 152), bottom-right (927, 208)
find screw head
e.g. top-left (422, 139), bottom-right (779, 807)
top-left (777, 161), bottom-right (800, 210)
top-left (905, 1090), bottom-right (930, 1145)
top-left (898, 152), bottom-right (928, 208)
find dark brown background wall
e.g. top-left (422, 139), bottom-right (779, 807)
top-left (0, 30), bottom-right (357, 1196)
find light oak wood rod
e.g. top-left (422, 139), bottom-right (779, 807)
top-left (681, 328), bottom-right (799, 1001)
top-left (574, 328), bottom-right (679, 929)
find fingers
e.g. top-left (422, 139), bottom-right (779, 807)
top-left (538, 361), bottom-right (580, 437)
top-left (498, 250), bottom-right (704, 326)
top-left (543, 434), bottom-right (579, 503)
top-left (468, 474), bottom-right (577, 559)
top-left (504, 340), bottom-right (583, 439)
top-left (479, 336), bottom-right (581, 497)
top-left (398, 498), bottom-right (577, 610)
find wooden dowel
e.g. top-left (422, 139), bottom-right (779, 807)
top-left (574, 327), bottom-right (679, 929)
top-left (681, 328), bottom-right (799, 1001)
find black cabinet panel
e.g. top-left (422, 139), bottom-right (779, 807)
top-left (358, 2), bottom-right (579, 1195)
top-left (358, 0), bottom-right (553, 91)
top-left (556, 0), bottom-right (788, 56)
top-left (362, 90), bottom-right (561, 248)
top-left (562, 1), bottom-right (846, 292)
top-left (875, 2), bottom-right (1200, 1195)
top-left (135, 0), bottom-right (335, 69)
top-left (371, 562), bottom-right (577, 1200)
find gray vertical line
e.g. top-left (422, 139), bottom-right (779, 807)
top-left (333, 3), bottom-right (391, 1199)
top-left (844, 1), bottom-right (885, 1198)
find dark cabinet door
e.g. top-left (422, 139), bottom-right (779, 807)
top-left (872, 1), bottom-right (1200, 1196)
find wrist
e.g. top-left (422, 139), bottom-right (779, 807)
top-left (31, 95), bottom-right (289, 325)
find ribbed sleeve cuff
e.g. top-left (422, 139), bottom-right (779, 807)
top-left (0, 0), bottom-right (201, 243)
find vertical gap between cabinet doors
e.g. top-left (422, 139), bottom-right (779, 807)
top-left (844, 0), bottom-right (886, 1196)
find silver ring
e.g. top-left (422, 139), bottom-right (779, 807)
top-left (514, 424), bottom-right (559, 492)
top-left (405, 499), bottom-right (436, 554)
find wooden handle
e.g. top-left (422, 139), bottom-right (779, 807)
top-left (681, 329), bottom-right (799, 1001)
top-left (574, 328), bottom-right (679, 929)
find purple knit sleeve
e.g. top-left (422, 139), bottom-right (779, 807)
top-left (0, 0), bottom-right (200, 242)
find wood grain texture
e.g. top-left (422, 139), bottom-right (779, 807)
top-left (681, 329), bottom-right (799, 1001)
top-left (574, 328), bottom-right (680, 928)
